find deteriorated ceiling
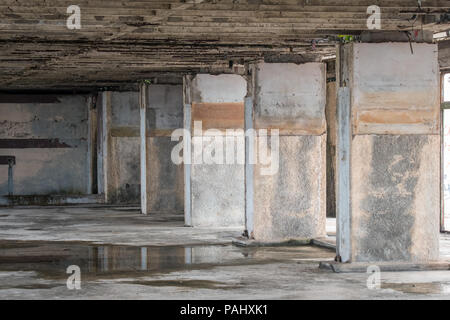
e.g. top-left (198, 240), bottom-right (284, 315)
top-left (0, 0), bottom-right (449, 90)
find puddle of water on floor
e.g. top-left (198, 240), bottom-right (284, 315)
top-left (0, 240), bottom-right (335, 283)
top-left (382, 282), bottom-right (450, 295)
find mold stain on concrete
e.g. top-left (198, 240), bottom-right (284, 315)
top-left (359, 135), bottom-right (427, 261)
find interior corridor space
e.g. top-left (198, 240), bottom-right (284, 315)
top-left (1, 0), bottom-right (450, 301)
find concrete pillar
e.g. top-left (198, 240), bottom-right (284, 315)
top-left (244, 96), bottom-right (254, 236)
top-left (86, 95), bottom-right (97, 194)
top-left (336, 41), bottom-right (440, 262)
top-left (325, 80), bottom-right (337, 218)
top-left (100, 91), bottom-right (113, 203)
top-left (139, 83), bottom-right (148, 214)
top-left (251, 62), bottom-right (327, 241)
top-left (183, 76), bottom-right (192, 226)
top-left (96, 93), bottom-right (105, 196)
top-left (438, 40), bottom-right (450, 71)
top-left (109, 92), bottom-right (141, 204)
top-left (186, 74), bottom-right (247, 228)
top-left (146, 85), bottom-right (184, 214)
top-left (101, 90), bottom-right (141, 205)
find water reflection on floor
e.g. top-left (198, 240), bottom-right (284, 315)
top-left (0, 240), bottom-right (335, 281)
top-left (2, 240), bottom-right (450, 297)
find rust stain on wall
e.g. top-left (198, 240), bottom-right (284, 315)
top-left (353, 109), bottom-right (439, 135)
top-left (357, 110), bottom-right (437, 124)
top-left (191, 102), bottom-right (244, 130)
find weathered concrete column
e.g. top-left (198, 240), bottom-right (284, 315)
top-left (101, 90), bottom-right (141, 204)
top-left (86, 95), bottom-right (97, 195)
top-left (100, 91), bottom-right (113, 203)
top-left (101, 90), bottom-right (141, 205)
top-left (139, 83), bottom-right (148, 214)
top-left (183, 76), bottom-right (192, 226)
top-left (146, 85), bottom-right (184, 214)
top-left (186, 74), bottom-right (247, 228)
top-left (251, 62), bottom-right (327, 241)
top-left (336, 41), bottom-right (440, 262)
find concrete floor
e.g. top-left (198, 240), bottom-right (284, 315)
top-left (0, 206), bottom-right (449, 300)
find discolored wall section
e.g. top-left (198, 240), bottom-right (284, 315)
top-left (253, 135), bottom-right (326, 241)
top-left (341, 42), bottom-right (440, 262)
top-left (148, 138), bottom-right (184, 213)
top-left (252, 62), bottom-right (327, 241)
top-left (254, 62), bottom-right (326, 135)
top-left (351, 43), bottom-right (440, 135)
top-left (0, 95), bottom-right (89, 196)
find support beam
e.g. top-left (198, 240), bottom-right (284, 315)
top-left (7, 159), bottom-right (14, 196)
top-left (0, 155), bottom-right (16, 197)
top-left (183, 76), bottom-right (192, 226)
top-left (139, 83), bottom-right (148, 215)
top-left (439, 40), bottom-right (450, 71)
top-left (97, 93), bottom-right (104, 196)
top-left (101, 91), bottom-right (112, 203)
top-left (336, 87), bottom-right (351, 263)
top-left (325, 79), bottom-right (337, 219)
top-left (244, 96), bottom-right (254, 238)
top-left (86, 95), bottom-right (98, 194)
top-left (86, 96), bottom-right (93, 195)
